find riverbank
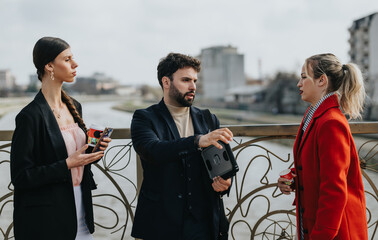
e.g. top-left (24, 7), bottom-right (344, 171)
top-left (113, 100), bottom-right (304, 125)
top-left (113, 99), bottom-right (378, 171)
top-left (0, 94), bottom-right (128, 119)
top-left (0, 97), bottom-right (32, 119)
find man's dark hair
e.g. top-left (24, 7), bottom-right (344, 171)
top-left (157, 53), bottom-right (201, 87)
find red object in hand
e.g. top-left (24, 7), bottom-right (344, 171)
top-left (279, 169), bottom-right (294, 185)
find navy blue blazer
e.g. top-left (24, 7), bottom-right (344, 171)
top-left (131, 99), bottom-right (225, 240)
top-left (10, 91), bottom-right (96, 240)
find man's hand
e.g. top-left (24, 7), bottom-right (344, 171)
top-left (199, 128), bottom-right (233, 149)
top-left (212, 176), bottom-right (231, 192)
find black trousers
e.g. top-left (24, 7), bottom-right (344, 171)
top-left (183, 214), bottom-right (212, 240)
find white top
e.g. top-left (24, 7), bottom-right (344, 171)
top-left (60, 123), bottom-right (94, 240)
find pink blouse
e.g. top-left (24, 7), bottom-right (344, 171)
top-left (60, 123), bottom-right (87, 186)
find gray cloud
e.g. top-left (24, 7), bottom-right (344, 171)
top-left (1, 0), bottom-right (377, 86)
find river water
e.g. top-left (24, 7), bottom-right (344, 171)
top-left (0, 99), bottom-right (376, 239)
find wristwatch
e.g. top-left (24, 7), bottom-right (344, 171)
top-left (194, 134), bottom-right (203, 151)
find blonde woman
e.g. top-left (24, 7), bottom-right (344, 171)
top-left (278, 53), bottom-right (368, 240)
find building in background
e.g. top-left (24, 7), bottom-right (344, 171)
top-left (26, 74), bottom-right (41, 92)
top-left (0, 69), bottom-right (16, 96)
top-left (67, 72), bottom-right (119, 95)
top-left (0, 69), bottom-right (16, 90)
top-left (349, 12), bottom-right (378, 104)
top-left (197, 45), bottom-right (245, 100)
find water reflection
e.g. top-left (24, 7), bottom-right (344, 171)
top-left (0, 101), bottom-right (133, 130)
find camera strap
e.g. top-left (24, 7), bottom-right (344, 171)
top-left (201, 110), bottom-right (231, 238)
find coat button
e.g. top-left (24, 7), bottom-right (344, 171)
top-left (298, 166), bottom-right (303, 170)
top-left (301, 208), bottom-right (305, 213)
top-left (304, 229), bottom-right (308, 234)
top-left (178, 194), bottom-right (183, 199)
top-left (188, 192), bottom-right (192, 196)
top-left (300, 186), bottom-right (304, 191)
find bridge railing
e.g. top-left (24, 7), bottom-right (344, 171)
top-left (0, 122), bottom-right (377, 239)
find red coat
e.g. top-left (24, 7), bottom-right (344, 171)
top-left (293, 94), bottom-right (368, 240)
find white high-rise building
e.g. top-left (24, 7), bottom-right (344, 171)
top-left (197, 46), bottom-right (245, 100)
top-left (348, 12), bottom-right (378, 103)
top-left (0, 69), bottom-right (16, 90)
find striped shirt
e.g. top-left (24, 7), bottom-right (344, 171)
top-left (302, 92), bottom-right (335, 133)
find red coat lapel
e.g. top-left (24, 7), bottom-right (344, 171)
top-left (294, 94), bottom-right (340, 159)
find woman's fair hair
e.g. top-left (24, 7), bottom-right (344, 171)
top-left (305, 53), bottom-right (366, 119)
top-left (33, 37), bottom-right (86, 130)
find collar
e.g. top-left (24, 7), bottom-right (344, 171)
top-left (165, 102), bottom-right (190, 116)
top-left (157, 99), bottom-right (209, 139)
top-left (302, 92), bottom-right (336, 132)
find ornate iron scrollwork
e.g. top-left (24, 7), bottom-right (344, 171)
top-left (0, 128), bottom-right (377, 240)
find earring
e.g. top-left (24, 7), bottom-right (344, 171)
top-left (50, 71), bottom-right (54, 81)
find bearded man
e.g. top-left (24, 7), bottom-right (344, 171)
top-left (131, 53), bottom-right (233, 240)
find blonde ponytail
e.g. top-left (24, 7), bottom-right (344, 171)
top-left (339, 63), bottom-right (366, 119)
top-left (306, 53), bottom-right (366, 120)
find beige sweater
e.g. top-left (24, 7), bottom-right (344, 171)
top-left (165, 103), bottom-right (194, 138)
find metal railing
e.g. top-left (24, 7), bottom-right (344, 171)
top-left (0, 122), bottom-right (377, 239)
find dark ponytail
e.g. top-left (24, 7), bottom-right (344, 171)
top-left (33, 37), bottom-right (69, 81)
top-left (61, 90), bottom-right (87, 131)
top-left (33, 37), bottom-right (87, 128)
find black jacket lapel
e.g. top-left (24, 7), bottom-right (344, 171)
top-left (157, 99), bottom-right (181, 140)
top-left (34, 91), bottom-right (68, 161)
top-left (191, 107), bottom-right (209, 134)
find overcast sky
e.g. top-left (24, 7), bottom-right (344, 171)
top-left (1, 0), bottom-right (378, 86)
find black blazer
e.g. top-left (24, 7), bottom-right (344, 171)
top-left (131, 99), bottom-right (226, 240)
top-left (10, 91), bottom-right (96, 240)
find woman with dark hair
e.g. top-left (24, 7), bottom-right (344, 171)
top-left (278, 53), bottom-right (368, 240)
top-left (10, 37), bottom-right (111, 240)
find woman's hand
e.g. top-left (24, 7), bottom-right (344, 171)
top-left (212, 176), bottom-right (231, 192)
top-left (277, 174), bottom-right (296, 195)
top-left (66, 144), bottom-right (104, 169)
top-left (98, 137), bottom-right (112, 151)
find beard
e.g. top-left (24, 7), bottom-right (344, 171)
top-left (169, 83), bottom-right (195, 107)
